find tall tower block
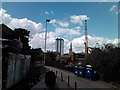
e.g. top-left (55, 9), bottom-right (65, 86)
top-left (56, 38), bottom-right (64, 55)
top-left (84, 20), bottom-right (88, 57)
top-left (69, 42), bottom-right (72, 55)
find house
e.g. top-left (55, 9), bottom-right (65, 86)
top-left (0, 24), bottom-right (23, 53)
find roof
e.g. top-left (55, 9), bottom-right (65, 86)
top-left (0, 24), bottom-right (18, 39)
top-left (76, 58), bottom-right (85, 61)
top-left (56, 38), bottom-right (64, 41)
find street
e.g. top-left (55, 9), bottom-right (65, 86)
top-left (46, 66), bottom-right (118, 89)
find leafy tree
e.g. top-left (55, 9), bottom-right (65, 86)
top-left (14, 28), bottom-right (30, 53)
top-left (30, 48), bottom-right (44, 65)
top-left (45, 51), bottom-right (58, 66)
top-left (85, 43), bottom-right (120, 82)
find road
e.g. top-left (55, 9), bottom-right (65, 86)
top-left (46, 66), bottom-right (118, 89)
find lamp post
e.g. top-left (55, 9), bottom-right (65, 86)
top-left (44, 19), bottom-right (50, 65)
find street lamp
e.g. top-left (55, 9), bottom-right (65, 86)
top-left (44, 19), bottom-right (50, 65)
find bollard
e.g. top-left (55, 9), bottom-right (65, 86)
top-left (48, 68), bottom-right (50, 71)
top-left (61, 72), bottom-right (63, 81)
top-left (68, 75), bottom-right (70, 86)
top-left (75, 81), bottom-right (77, 90)
top-left (51, 69), bottom-right (53, 71)
top-left (56, 70), bottom-right (58, 77)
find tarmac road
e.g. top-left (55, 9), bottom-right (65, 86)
top-left (46, 66), bottom-right (119, 90)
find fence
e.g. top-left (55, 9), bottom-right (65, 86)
top-left (2, 53), bottom-right (31, 89)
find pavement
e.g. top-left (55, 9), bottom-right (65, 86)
top-left (31, 76), bottom-right (73, 90)
top-left (31, 66), bottom-right (120, 90)
top-left (31, 66), bottom-right (73, 90)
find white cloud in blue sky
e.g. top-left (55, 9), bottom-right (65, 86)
top-left (45, 11), bottom-right (49, 15)
top-left (0, 8), bottom-right (12, 24)
top-left (0, 8), bottom-right (43, 37)
top-left (40, 11), bottom-right (54, 16)
top-left (50, 19), bottom-right (69, 27)
top-left (70, 15), bottom-right (89, 25)
top-left (109, 5), bottom-right (118, 14)
top-left (55, 27), bottom-right (81, 37)
top-left (1, 2), bottom-right (119, 53)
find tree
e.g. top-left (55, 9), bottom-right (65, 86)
top-left (85, 44), bottom-right (120, 82)
top-left (45, 51), bottom-right (57, 66)
top-left (14, 28), bottom-right (30, 53)
top-left (30, 48), bottom-right (44, 65)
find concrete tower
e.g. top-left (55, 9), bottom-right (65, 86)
top-left (56, 38), bottom-right (64, 55)
top-left (69, 42), bottom-right (72, 55)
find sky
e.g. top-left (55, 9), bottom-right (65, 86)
top-left (0, 2), bottom-right (119, 53)
top-left (1, 0), bottom-right (120, 2)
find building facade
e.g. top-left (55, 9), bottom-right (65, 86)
top-left (56, 38), bottom-right (64, 55)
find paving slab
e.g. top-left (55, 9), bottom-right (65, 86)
top-left (31, 77), bottom-right (73, 90)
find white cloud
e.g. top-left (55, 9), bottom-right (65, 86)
top-left (71, 35), bottom-right (119, 53)
top-left (29, 32), bottom-right (119, 53)
top-left (50, 19), bottom-right (69, 27)
top-left (0, 8), bottom-right (12, 24)
top-left (71, 36), bottom-right (85, 53)
top-left (40, 11), bottom-right (54, 15)
top-left (70, 15), bottom-right (89, 25)
top-left (0, 8), bottom-right (43, 38)
top-left (110, 5), bottom-right (117, 12)
top-left (1, 8), bottom-right (119, 54)
top-left (29, 32), bottom-right (56, 51)
top-left (55, 27), bottom-right (80, 37)
top-left (45, 11), bottom-right (49, 15)
top-left (57, 21), bottom-right (69, 27)
top-left (50, 19), bottom-right (56, 24)
top-left (109, 5), bottom-right (118, 14)
top-left (8, 18), bottom-right (43, 37)
top-left (29, 31), bottom-right (70, 53)
top-left (69, 27), bottom-right (81, 36)
top-left (55, 28), bottom-right (68, 36)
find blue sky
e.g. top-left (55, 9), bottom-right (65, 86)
top-left (2, 2), bottom-right (118, 38)
top-left (1, 2), bottom-right (119, 53)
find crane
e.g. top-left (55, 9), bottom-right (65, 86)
top-left (84, 20), bottom-right (88, 57)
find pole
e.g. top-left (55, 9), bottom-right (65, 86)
top-left (56, 70), bottom-right (58, 77)
top-left (75, 81), bottom-right (77, 90)
top-left (61, 72), bottom-right (63, 81)
top-left (44, 21), bottom-right (47, 65)
top-left (44, 19), bottom-right (50, 65)
top-left (68, 75), bottom-right (70, 86)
